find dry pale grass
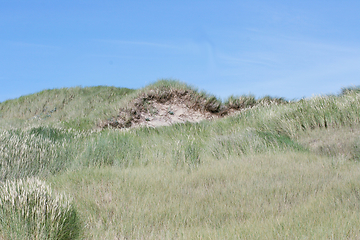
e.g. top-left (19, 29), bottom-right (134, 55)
top-left (50, 151), bottom-right (360, 239)
top-left (296, 125), bottom-right (360, 160)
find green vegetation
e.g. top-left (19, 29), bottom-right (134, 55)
top-left (0, 85), bottom-right (135, 130)
top-left (1, 80), bottom-right (360, 239)
top-left (0, 177), bottom-right (81, 240)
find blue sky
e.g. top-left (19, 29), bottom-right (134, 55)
top-left (1, 0), bottom-right (359, 102)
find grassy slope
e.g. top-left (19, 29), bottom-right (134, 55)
top-left (0, 80), bottom-right (285, 130)
top-left (0, 85), bottom-right (135, 130)
top-left (1, 80), bottom-right (360, 239)
top-left (0, 80), bottom-right (217, 130)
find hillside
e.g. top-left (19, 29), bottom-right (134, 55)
top-left (0, 80), bottom-right (287, 130)
top-left (0, 85), bottom-right (135, 130)
top-left (1, 80), bottom-right (360, 239)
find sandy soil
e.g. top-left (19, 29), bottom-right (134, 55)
top-left (133, 101), bottom-right (218, 128)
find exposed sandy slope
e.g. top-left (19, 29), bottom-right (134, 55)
top-left (100, 86), bottom-right (274, 130)
top-left (100, 88), bottom-right (226, 129)
top-left (132, 101), bottom-right (218, 128)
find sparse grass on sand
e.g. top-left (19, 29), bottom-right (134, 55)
top-left (1, 80), bottom-right (360, 239)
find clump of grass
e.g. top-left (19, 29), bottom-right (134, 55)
top-left (224, 94), bottom-right (257, 110)
top-left (209, 128), bottom-right (305, 160)
top-left (172, 139), bottom-right (202, 168)
top-left (224, 94), bottom-right (287, 111)
top-left (232, 92), bottom-right (360, 138)
top-left (0, 177), bottom-right (81, 240)
top-left (76, 131), bottom-right (143, 168)
top-left (340, 85), bottom-right (360, 96)
top-left (0, 127), bottom-right (87, 181)
top-left (256, 95), bottom-right (288, 106)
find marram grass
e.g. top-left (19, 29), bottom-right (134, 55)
top-left (1, 82), bottom-right (360, 239)
top-left (0, 177), bottom-right (81, 240)
top-left (50, 151), bottom-right (360, 239)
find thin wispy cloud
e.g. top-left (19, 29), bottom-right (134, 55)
top-left (231, 25), bottom-right (359, 54)
top-left (94, 39), bottom-right (179, 49)
top-left (85, 53), bottom-right (149, 60)
top-left (219, 54), bottom-right (277, 68)
top-left (1, 40), bottom-right (58, 49)
top-left (286, 56), bottom-right (360, 80)
top-left (215, 29), bottom-right (360, 69)
top-left (268, 36), bottom-right (360, 53)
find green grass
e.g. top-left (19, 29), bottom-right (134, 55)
top-left (0, 79), bottom-right (288, 130)
top-left (49, 151), bottom-right (360, 239)
top-left (0, 177), bottom-right (81, 240)
top-left (0, 85), bottom-right (135, 130)
top-left (1, 80), bottom-right (360, 239)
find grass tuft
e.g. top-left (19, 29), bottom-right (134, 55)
top-left (0, 177), bottom-right (81, 240)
